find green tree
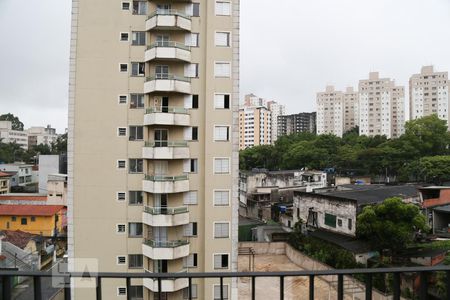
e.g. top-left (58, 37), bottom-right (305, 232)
top-left (418, 155), bottom-right (450, 184)
top-left (0, 113), bottom-right (24, 131)
top-left (357, 197), bottom-right (428, 255)
top-left (51, 133), bottom-right (67, 154)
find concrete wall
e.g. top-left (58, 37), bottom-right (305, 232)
top-left (38, 155), bottom-right (60, 193)
top-left (238, 242), bottom-right (286, 255)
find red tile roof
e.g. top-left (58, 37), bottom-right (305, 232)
top-left (0, 195), bottom-right (47, 201)
top-left (0, 230), bottom-right (40, 249)
top-left (0, 205), bottom-right (64, 216)
top-left (0, 172), bottom-right (11, 178)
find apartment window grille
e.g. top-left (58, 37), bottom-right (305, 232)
top-left (117, 224), bottom-right (126, 233)
top-left (214, 62), bottom-right (231, 78)
top-left (214, 158), bottom-right (229, 174)
top-left (118, 127), bottom-right (127, 136)
top-left (214, 126), bottom-right (229, 141)
top-left (118, 95), bottom-right (127, 104)
top-left (214, 191), bottom-right (229, 206)
top-left (120, 32), bottom-right (129, 42)
top-left (184, 191), bottom-right (198, 205)
top-left (117, 160), bottom-right (126, 169)
top-left (215, 32), bottom-right (230, 47)
top-left (117, 192), bottom-right (126, 201)
top-left (117, 287), bottom-right (126, 296)
top-left (117, 256), bottom-right (126, 265)
top-left (122, 2), bottom-right (130, 10)
top-left (215, 1), bottom-right (231, 16)
top-left (120, 64), bottom-right (128, 72)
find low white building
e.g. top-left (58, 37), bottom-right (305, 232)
top-left (27, 125), bottom-right (58, 147)
top-left (0, 121), bottom-right (28, 150)
top-left (0, 163), bottom-right (34, 187)
top-left (47, 174), bottom-right (67, 206)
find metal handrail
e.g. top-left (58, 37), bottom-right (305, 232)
top-left (145, 106), bottom-right (189, 114)
top-left (144, 174), bottom-right (189, 181)
top-left (147, 9), bottom-right (191, 20)
top-left (146, 74), bottom-right (191, 82)
top-left (144, 206), bottom-right (189, 215)
top-left (143, 239), bottom-right (189, 248)
top-left (145, 140), bottom-right (188, 147)
top-left (147, 41), bottom-right (190, 51)
top-left (144, 268), bottom-right (188, 274)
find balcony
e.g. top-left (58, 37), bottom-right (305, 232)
top-left (145, 42), bottom-right (191, 62)
top-left (143, 174), bottom-right (189, 194)
top-left (142, 239), bottom-right (190, 260)
top-left (146, 10), bottom-right (192, 32)
top-left (143, 107), bottom-right (190, 126)
top-left (144, 75), bottom-right (191, 94)
top-left (142, 140), bottom-right (190, 159)
top-left (143, 269), bottom-right (189, 292)
top-left (142, 206), bottom-right (189, 227)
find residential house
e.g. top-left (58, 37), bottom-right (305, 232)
top-left (0, 163), bottom-right (34, 187)
top-left (419, 186), bottom-right (450, 236)
top-left (0, 172), bottom-right (11, 194)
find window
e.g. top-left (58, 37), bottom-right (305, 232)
top-left (348, 218), bottom-right (353, 230)
top-left (117, 192), bottom-right (126, 201)
top-left (193, 3), bottom-right (200, 16)
top-left (128, 254), bottom-right (143, 268)
top-left (131, 62), bottom-right (145, 76)
top-left (338, 219), bottom-right (342, 227)
top-left (183, 284), bottom-right (198, 299)
top-left (128, 223), bottom-right (143, 237)
top-left (129, 191), bottom-right (143, 205)
top-left (118, 95), bottom-right (128, 104)
top-left (117, 224), bottom-right (126, 233)
top-left (120, 64), bottom-right (128, 72)
top-left (120, 32), bottom-right (129, 42)
top-left (184, 222), bottom-right (198, 237)
top-left (184, 159), bottom-right (198, 173)
top-left (214, 94), bottom-right (230, 109)
top-left (185, 33), bottom-right (199, 47)
top-left (129, 126), bottom-right (143, 141)
top-left (129, 286), bottom-right (143, 299)
top-left (117, 287), bottom-right (126, 296)
top-left (192, 95), bottom-right (199, 109)
top-left (215, 1), bottom-right (231, 16)
top-left (11, 216), bottom-right (16, 222)
top-left (214, 285), bottom-right (229, 300)
top-left (184, 253), bottom-right (198, 268)
top-left (117, 160), bottom-right (126, 169)
top-left (132, 31), bottom-right (146, 45)
top-left (118, 127), bottom-right (127, 136)
top-left (132, 0), bottom-right (147, 15)
top-left (213, 254), bottom-right (229, 269)
top-left (31, 216), bottom-right (36, 222)
top-left (214, 158), bottom-right (229, 174)
top-left (184, 63), bottom-right (199, 78)
top-left (214, 126), bottom-right (229, 141)
top-left (184, 191), bottom-right (198, 205)
top-left (214, 190), bottom-right (229, 206)
top-left (129, 159), bottom-right (143, 173)
top-left (130, 94), bottom-right (144, 108)
top-left (214, 62), bottom-right (231, 78)
top-left (324, 213), bottom-right (337, 228)
top-left (122, 2), bottom-right (130, 10)
top-left (21, 218), bottom-right (27, 225)
top-left (185, 127), bottom-right (199, 141)
top-left (214, 222), bottom-right (229, 238)
top-left (215, 32), bottom-right (230, 47)
top-left (117, 256), bottom-right (126, 265)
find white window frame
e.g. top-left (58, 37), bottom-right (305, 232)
top-left (117, 127), bottom-right (127, 136)
top-left (215, 1), bottom-right (231, 16)
top-left (214, 125), bottom-right (230, 141)
top-left (117, 160), bottom-right (126, 169)
top-left (121, 2), bottom-right (130, 10)
top-left (214, 157), bottom-right (230, 174)
top-left (213, 189), bottom-right (230, 206)
top-left (213, 284), bottom-right (229, 300)
top-left (118, 95), bottom-right (128, 105)
top-left (117, 192), bottom-right (126, 202)
top-left (119, 63), bottom-right (128, 73)
top-left (214, 31), bottom-right (231, 47)
top-left (117, 256), bottom-right (126, 265)
top-left (214, 61), bottom-right (231, 78)
top-left (212, 253), bottom-right (230, 270)
top-left (213, 221), bottom-right (230, 238)
top-left (116, 223), bottom-right (126, 234)
top-left (120, 32), bottom-right (129, 42)
top-left (183, 284), bottom-right (198, 299)
top-left (214, 93), bottom-right (231, 109)
top-left (184, 191), bottom-right (198, 205)
top-left (185, 33), bottom-right (199, 47)
top-left (117, 287), bottom-right (127, 296)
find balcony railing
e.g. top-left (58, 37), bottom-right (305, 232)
top-left (147, 9), bottom-right (191, 20)
top-left (144, 206), bottom-right (189, 215)
top-left (2, 266), bottom-right (450, 300)
top-left (143, 239), bottom-right (189, 248)
top-left (144, 175), bottom-right (188, 182)
top-left (145, 140), bottom-right (188, 147)
top-left (146, 74), bottom-right (191, 83)
top-left (145, 107), bottom-right (189, 114)
top-left (147, 41), bottom-right (190, 51)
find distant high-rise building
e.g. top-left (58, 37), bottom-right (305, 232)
top-left (243, 93), bottom-right (266, 107)
top-left (239, 106), bottom-right (271, 149)
top-left (267, 101), bottom-right (286, 143)
top-left (359, 72), bottom-right (405, 138)
top-left (343, 87), bottom-right (359, 133)
top-left (316, 86), bottom-right (345, 137)
top-left (409, 66), bottom-right (449, 128)
top-left (27, 125), bottom-right (58, 148)
top-left (278, 112), bottom-right (316, 137)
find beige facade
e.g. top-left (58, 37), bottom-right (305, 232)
top-left (359, 72), bottom-right (405, 138)
top-left (68, 0), bottom-right (239, 299)
top-left (343, 87), bottom-right (359, 132)
top-left (0, 173), bottom-right (11, 194)
top-left (239, 106), bottom-right (271, 150)
top-left (409, 66), bottom-right (449, 128)
top-left (266, 101), bottom-right (285, 143)
top-left (0, 121), bottom-right (28, 150)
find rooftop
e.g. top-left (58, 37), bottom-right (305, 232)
top-left (0, 230), bottom-right (42, 249)
top-left (0, 205), bottom-right (64, 216)
top-left (309, 229), bottom-right (372, 254)
top-left (0, 172), bottom-right (12, 178)
top-left (0, 194), bottom-right (47, 201)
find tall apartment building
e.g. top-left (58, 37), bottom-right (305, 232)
top-left (277, 112), bottom-right (316, 137)
top-left (69, 0), bottom-right (239, 299)
top-left (316, 86), bottom-right (345, 137)
top-left (267, 101), bottom-right (285, 143)
top-left (343, 87), bottom-right (359, 132)
top-left (0, 121), bottom-right (28, 150)
top-left (27, 125), bottom-right (58, 147)
top-left (239, 106), bottom-right (271, 150)
top-left (243, 93), bottom-right (265, 107)
top-left (410, 66), bottom-right (449, 128)
top-left (359, 72), bottom-right (405, 138)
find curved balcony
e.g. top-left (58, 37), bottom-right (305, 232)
top-left (143, 269), bottom-right (189, 292)
top-left (144, 107), bottom-right (190, 126)
top-left (142, 239), bottom-right (190, 260)
top-left (144, 75), bottom-right (191, 94)
top-left (145, 42), bottom-right (191, 62)
top-left (146, 10), bottom-right (192, 32)
top-left (143, 140), bottom-right (190, 159)
top-left (143, 206), bottom-right (189, 227)
top-left (143, 174), bottom-right (189, 194)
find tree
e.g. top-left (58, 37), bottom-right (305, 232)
top-left (418, 155), bottom-right (450, 184)
top-left (357, 197), bottom-right (428, 255)
top-left (51, 133), bottom-right (67, 154)
top-left (0, 113), bottom-right (24, 131)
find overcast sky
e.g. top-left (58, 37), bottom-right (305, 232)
top-left (1, 0), bottom-right (450, 132)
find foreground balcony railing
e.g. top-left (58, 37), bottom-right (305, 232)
top-left (144, 206), bottom-right (189, 215)
top-left (2, 266), bottom-right (450, 300)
